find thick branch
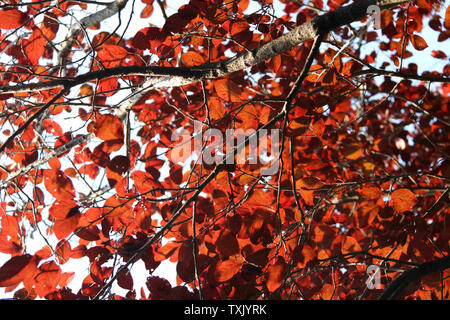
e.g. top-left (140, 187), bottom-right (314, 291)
top-left (379, 255), bottom-right (450, 300)
top-left (0, 0), bottom-right (407, 96)
top-left (57, 0), bottom-right (129, 76)
top-left (0, 133), bottom-right (94, 187)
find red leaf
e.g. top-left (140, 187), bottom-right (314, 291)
top-left (98, 77), bottom-right (120, 96)
top-left (341, 236), bottom-right (362, 255)
top-left (266, 256), bottom-right (286, 292)
top-left (53, 215), bottom-right (81, 240)
top-left (34, 261), bottom-right (61, 297)
top-left (24, 29), bottom-right (46, 64)
top-left (358, 184), bottom-right (382, 200)
top-left (49, 199), bottom-right (79, 220)
top-left (41, 12), bottom-right (59, 41)
top-left (94, 114), bottom-right (124, 142)
top-left (0, 255), bottom-right (37, 287)
top-left (216, 229), bottom-right (240, 257)
top-left (141, 4), bottom-right (154, 18)
top-left (131, 170), bottom-right (161, 194)
top-left (181, 51), bottom-right (205, 66)
top-left (43, 169), bottom-right (75, 200)
top-left (212, 259), bottom-right (242, 283)
top-left (445, 5), bottom-right (450, 30)
top-left (390, 189), bottom-right (418, 213)
top-left (0, 9), bottom-right (27, 30)
top-left (117, 268), bottom-right (134, 290)
top-left (55, 240), bottom-right (72, 264)
top-left (411, 34), bottom-right (428, 51)
top-left (214, 78), bottom-right (245, 102)
top-left (97, 45), bottom-right (129, 67)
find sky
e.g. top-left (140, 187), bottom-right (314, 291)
top-left (0, 0), bottom-right (448, 299)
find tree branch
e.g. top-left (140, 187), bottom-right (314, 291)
top-left (379, 255), bottom-right (450, 300)
top-left (56, 0), bottom-right (129, 76)
top-left (0, 0), bottom-right (407, 96)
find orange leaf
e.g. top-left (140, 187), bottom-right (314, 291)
top-left (55, 240), bottom-right (71, 264)
top-left (41, 12), bottom-right (58, 41)
top-left (141, 4), bottom-right (154, 18)
top-left (297, 176), bottom-right (323, 189)
top-left (358, 184), bottom-right (382, 200)
top-left (131, 170), bottom-right (161, 195)
top-left (445, 5), bottom-right (450, 30)
top-left (79, 84), bottom-right (94, 96)
top-left (390, 188), bottom-right (418, 213)
top-left (318, 283), bottom-right (335, 300)
top-left (214, 78), bottom-right (244, 102)
top-left (102, 194), bottom-right (133, 218)
top-left (266, 256), bottom-right (286, 292)
top-left (97, 45), bottom-right (129, 67)
top-left (216, 229), bottom-right (240, 257)
top-left (297, 176), bottom-right (322, 206)
top-left (212, 259), bottom-right (242, 283)
top-left (24, 29), bottom-right (46, 64)
top-left (342, 144), bottom-right (363, 160)
top-left (34, 261), bottom-right (61, 297)
top-left (0, 9), bottom-right (27, 29)
top-left (181, 51), bottom-right (205, 66)
top-left (312, 118), bottom-right (325, 137)
top-left (293, 244), bottom-right (317, 268)
top-left (0, 255), bottom-right (37, 287)
top-left (43, 169), bottom-right (75, 200)
top-left (341, 236), bottom-right (362, 255)
top-left (53, 215), bottom-right (81, 240)
top-left (49, 200), bottom-right (79, 220)
top-left (94, 114), bottom-right (124, 142)
top-left (411, 34), bottom-right (428, 51)
top-left (98, 77), bottom-right (120, 96)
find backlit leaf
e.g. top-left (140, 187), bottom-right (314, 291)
top-left (390, 189), bottom-right (418, 213)
top-left (0, 9), bottom-right (27, 29)
top-left (341, 236), bottom-right (362, 255)
top-left (212, 259), bottom-right (242, 283)
top-left (266, 256), bottom-right (286, 292)
top-left (411, 34), bottom-right (428, 51)
top-left (43, 169), bottom-right (75, 200)
top-left (94, 114), bottom-right (124, 142)
top-left (0, 255), bottom-right (37, 287)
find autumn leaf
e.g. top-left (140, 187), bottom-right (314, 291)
top-left (97, 45), bottom-right (129, 67)
top-left (34, 261), bottom-right (62, 297)
top-left (358, 184), bottom-right (382, 200)
top-left (266, 256), bottom-right (286, 292)
top-left (131, 170), bottom-right (162, 195)
top-left (43, 169), bottom-right (76, 200)
top-left (211, 259), bottom-right (242, 283)
top-left (445, 5), bottom-right (450, 30)
top-left (181, 51), bottom-right (205, 66)
top-left (390, 189), bottom-right (418, 213)
top-left (214, 78), bottom-right (245, 102)
top-left (41, 12), bottom-right (59, 41)
top-left (341, 236), bottom-right (362, 255)
top-left (117, 268), bottom-right (134, 290)
top-left (24, 29), bottom-right (46, 64)
top-left (94, 114), bottom-right (124, 142)
top-left (411, 34), bottom-right (428, 51)
top-left (0, 255), bottom-right (37, 287)
top-left (0, 9), bottom-right (27, 29)
top-left (216, 229), bottom-right (240, 257)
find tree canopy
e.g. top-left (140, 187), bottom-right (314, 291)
top-left (0, 0), bottom-right (449, 300)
